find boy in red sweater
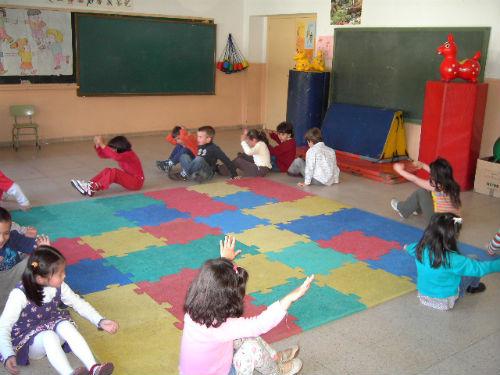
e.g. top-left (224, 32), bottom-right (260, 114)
top-left (71, 135), bottom-right (144, 197)
top-left (268, 122), bottom-right (296, 173)
top-left (156, 126), bottom-right (198, 173)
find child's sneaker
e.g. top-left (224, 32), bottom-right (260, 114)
top-left (168, 169), bottom-right (188, 181)
top-left (278, 358), bottom-right (302, 375)
top-left (89, 363), bottom-right (114, 375)
top-left (390, 199), bottom-right (404, 218)
top-left (466, 282), bottom-right (486, 294)
top-left (71, 180), bottom-right (97, 197)
top-left (277, 345), bottom-right (299, 363)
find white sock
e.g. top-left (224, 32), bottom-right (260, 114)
top-left (6, 183), bottom-right (30, 207)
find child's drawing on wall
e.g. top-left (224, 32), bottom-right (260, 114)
top-left (0, 8), bottom-right (14, 44)
top-left (10, 38), bottom-right (37, 75)
top-left (26, 9), bottom-right (47, 48)
top-left (0, 40), bottom-right (6, 75)
top-left (46, 28), bottom-right (68, 70)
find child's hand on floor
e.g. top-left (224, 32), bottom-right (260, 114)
top-left (35, 234), bottom-right (50, 247)
top-left (99, 319), bottom-right (119, 334)
top-left (297, 182), bottom-right (305, 187)
top-left (220, 235), bottom-right (241, 261)
top-left (5, 356), bottom-right (19, 375)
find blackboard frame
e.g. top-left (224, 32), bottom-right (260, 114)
top-left (75, 13), bottom-right (217, 97)
top-left (0, 13), bottom-right (76, 85)
top-left (331, 27), bottom-right (491, 123)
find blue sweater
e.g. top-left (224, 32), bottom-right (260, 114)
top-left (406, 242), bottom-right (500, 298)
top-left (0, 231), bottom-right (36, 272)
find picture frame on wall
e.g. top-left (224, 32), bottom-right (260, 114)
top-left (331, 0), bottom-right (363, 25)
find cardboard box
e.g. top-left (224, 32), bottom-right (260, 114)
top-left (474, 157), bottom-right (500, 198)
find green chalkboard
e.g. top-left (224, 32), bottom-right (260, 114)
top-left (75, 13), bottom-right (216, 96)
top-left (332, 27), bottom-right (490, 122)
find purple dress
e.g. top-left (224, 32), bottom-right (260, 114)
top-left (0, 284), bottom-right (75, 365)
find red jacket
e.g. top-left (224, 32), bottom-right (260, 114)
top-left (166, 128), bottom-right (198, 157)
top-left (269, 132), bottom-right (297, 172)
top-left (95, 146), bottom-right (144, 180)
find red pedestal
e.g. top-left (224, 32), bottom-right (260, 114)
top-left (418, 81), bottom-right (488, 191)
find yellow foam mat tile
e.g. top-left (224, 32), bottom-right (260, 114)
top-left (233, 225), bottom-right (310, 253)
top-left (236, 253), bottom-right (305, 294)
top-left (72, 284), bottom-right (181, 375)
top-left (81, 227), bottom-right (167, 257)
top-left (315, 262), bottom-right (415, 307)
top-left (244, 195), bottom-right (349, 224)
top-left (187, 181), bottom-right (248, 197)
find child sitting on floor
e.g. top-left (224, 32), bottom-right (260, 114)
top-left (156, 126), bottom-right (198, 173)
top-left (391, 158), bottom-right (461, 222)
top-left (230, 129), bottom-right (271, 177)
top-left (288, 127), bottom-right (340, 187)
top-left (169, 126), bottom-right (238, 183)
top-left (180, 235), bottom-right (313, 375)
top-left (0, 207), bottom-right (48, 308)
top-left (0, 170), bottom-right (30, 211)
top-left (71, 135), bottom-right (144, 197)
top-left (0, 246), bottom-right (118, 375)
top-left (268, 122), bottom-right (296, 173)
top-left (405, 213), bottom-right (500, 311)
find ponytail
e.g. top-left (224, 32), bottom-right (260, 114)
top-left (246, 129), bottom-right (269, 147)
top-left (22, 246), bottom-right (66, 306)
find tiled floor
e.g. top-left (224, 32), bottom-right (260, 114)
top-left (1, 129), bottom-right (499, 375)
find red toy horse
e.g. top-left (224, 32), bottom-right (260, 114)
top-left (437, 33), bottom-right (481, 83)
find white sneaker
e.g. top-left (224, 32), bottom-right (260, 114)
top-left (278, 358), bottom-right (303, 375)
top-left (71, 179), bottom-right (96, 197)
top-left (390, 199), bottom-right (404, 218)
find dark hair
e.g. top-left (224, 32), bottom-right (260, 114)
top-left (107, 136), bottom-right (132, 153)
top-left (198, 126), bottom-right (215, 138)
top-left (22, 246), bottom-right (66, 306)
top-left (171, 126), bottom-right (182, 138)
top-left (305, 127), bottom-right (323, 144)
top-left (27, 9), bottom-right (41, 16)
top-left (429, 158), bottom-right (461, 208)
top-left (416, 213), bottom-right (462, 269)
top-left (276, 121), bottom-right (294, 138)
top-left (184, 258), bottom-right (249, 328)
top-left (246, 129), bottom-right (269, 146)
top-left (0, 207), bottom-right (12, 224)
top-left (0, 8), bottom-right (6, 17)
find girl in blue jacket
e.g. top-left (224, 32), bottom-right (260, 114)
top-left (406, 213), bottom-right (500, 310)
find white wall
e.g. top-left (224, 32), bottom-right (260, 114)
top-left (244, 0), bottom-right (500, 79)
top-left (0, 0), bottom-right (245, 57)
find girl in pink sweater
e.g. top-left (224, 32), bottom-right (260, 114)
top-left (179, 236), bottom-right (314, 375)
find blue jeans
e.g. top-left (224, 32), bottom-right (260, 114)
top-left (459, 275), bottom-right (481, 297)
top-left (167, 145), bottom-right (193, 165)
top-left (179, 154), bottom-right (214, 182)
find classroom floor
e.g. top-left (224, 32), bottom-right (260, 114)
top-left (1, 128), bottom-right (499, 375)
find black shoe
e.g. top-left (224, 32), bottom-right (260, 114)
top-left (156, 160), bottom-right (167, 171)
top-left (466, 282), bottom-right (486, 294)
top-left (168, 169), bottom-right (187, 181)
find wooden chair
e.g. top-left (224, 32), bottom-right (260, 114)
top-left (10, 105), bottom-right (41, 151)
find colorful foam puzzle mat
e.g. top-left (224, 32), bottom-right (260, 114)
top-left (11, 178), bottom-right (490, 374)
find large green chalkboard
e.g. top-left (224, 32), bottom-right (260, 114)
top-left (332, 27), bottom-right (490, 122)
top-left (75, 13), bottom-right (216, 96)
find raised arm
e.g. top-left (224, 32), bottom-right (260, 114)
top-left (393, 162), bottom-right (433, 190)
